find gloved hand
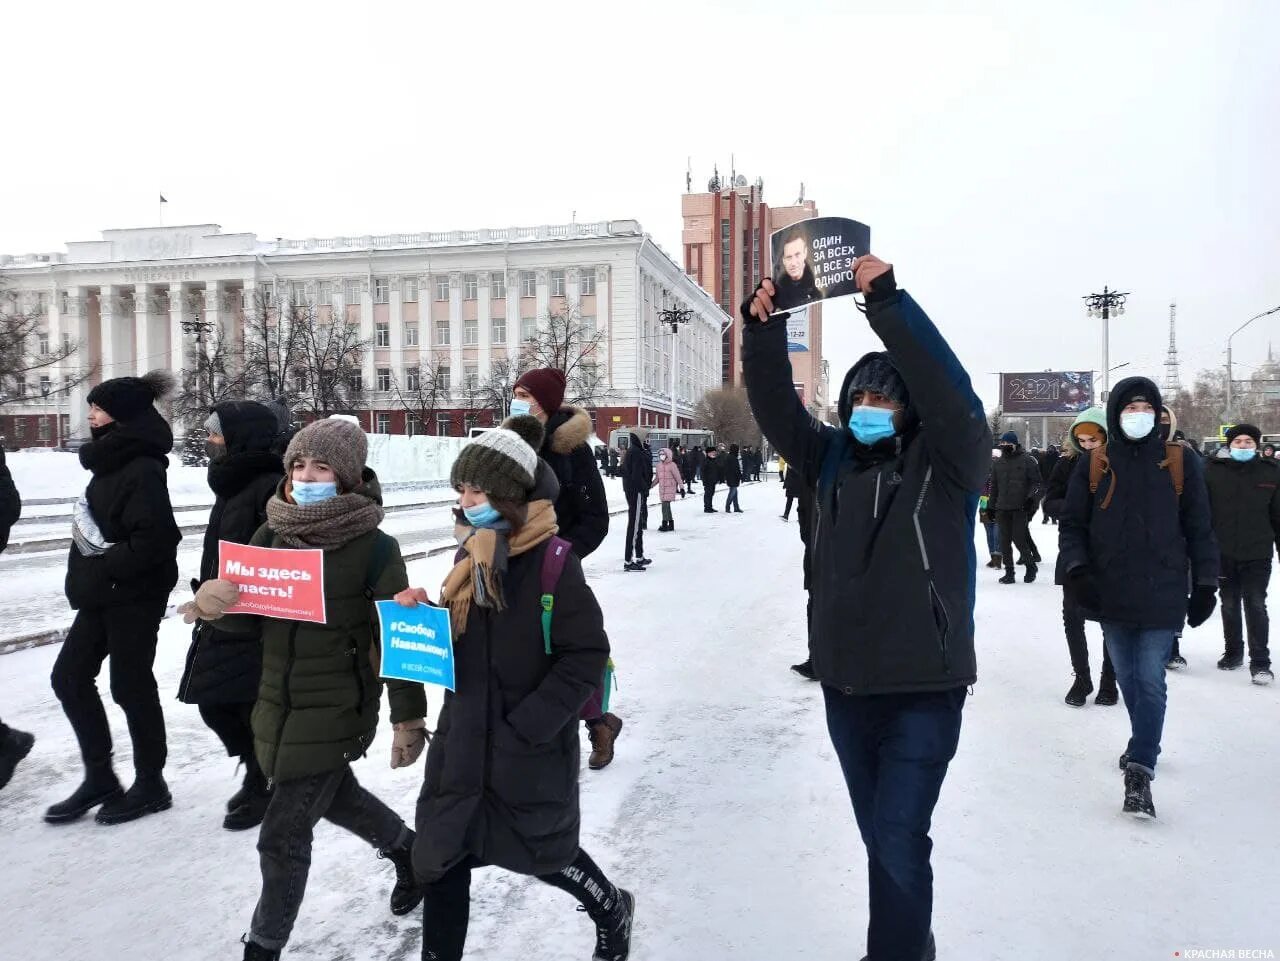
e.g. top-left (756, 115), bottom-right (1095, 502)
top-left (1187, 585), bottom-right (1218, 628)
top-left (178, 579), bottom-right (241, 624)
top-left (740, 279), bottom-right (789, 325)
top-left (1066, 567), bottom-right (1102, 612)
top-left (390, 719), bottom-right (428, 769)
top-left (394, 586), bottom-right (433, 608)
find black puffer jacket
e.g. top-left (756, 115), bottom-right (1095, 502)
top-left (538, 406), bottom-right (608, 558)
top-left (743, 280), bottom-right (991, 694)
top-left (1059, 377), bottom-right (1219, 629)
top-left (701, 452), bottom-right (723, 487)
top-left (1204, 452), bottom-right (1280, 562)
top-left (65, 407), bottom-right (181, 610)
top-left (178, 401), bottom-right (285, 705)
top-left (621, 432), bottom-right (653, 494)
top-left (0, 448), bottom-right (19, 553)
top-left (724, 446), bottom-right (743, 486)
top-left (989, 446), bottom-right (1042, 511)
top-left (413, 467), bottom-right (609, 883)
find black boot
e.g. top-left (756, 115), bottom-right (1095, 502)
top-left (790, 659), bottom-right (817, 681)
top-left (859, 930), bottom-right (935, 961)
top-left (44, 762), bottom-right (123, 824)
top-left (95, 772), bottom-right (172, 825)
top-left (999, 571), bottom-right (1017, 584)
top-left (591, 887), bottom-right (635, 961)
top-left (379, 830), bottom-right (424, 916)
top-left (226, 754), bottom-right (264, 812)
top-left (224, 785), bottom-right (272, 832)
top-left (1024, 563), bottom-right (1038, 583)
top-left (1064, 673), bottom-right (1093, 707)
top-left (1095, 672), bottom-right (1119, 706)
top-left (1122, 766), bottom-right (1156, 819)
top-left (242, 937), bottom-right (279, 960)
top-left (0, 727), bottom-right (35, 791)
top-left (1218, 651), bottom-right (1245, 671)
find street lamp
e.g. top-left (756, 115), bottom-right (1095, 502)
top-left (39, 380), bottom-right (60, 448)
top-left (1083, 286), bottom-right (1129, 401)
top-left (658, 302), bottom-right (692, 432)
top-left (181, 312), bottom-right (215, 404)
top-left (1225, 304), bottom-right (1280, 421)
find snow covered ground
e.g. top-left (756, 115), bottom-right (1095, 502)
top-left (1, 482), bottom-right (1278, 960)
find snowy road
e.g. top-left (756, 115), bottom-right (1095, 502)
top-left (1, 481), bottom-right (1278, 960)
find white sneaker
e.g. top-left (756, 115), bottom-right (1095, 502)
top-left (1251, 668), bottom-right (1274, 686)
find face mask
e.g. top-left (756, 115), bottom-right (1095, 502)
top-left (660, 453), bottom-right (668, 460)
top-left (848, 405), bottom-right (897, 445)
top-left (1230, 448), bottom-right (1258, 462)
top-left (509, 398), bottom-right (532, 418)
top-left (291, 480), bottom-right (338, 505)
top-left (205, 441), bottom-right (226, 463)
top-left (991, 449), bottom-right (1002, 460)
top-left (1119, 411), bottom-right (1156, 441)
top-left (463, 502), bottom-right (502, 527)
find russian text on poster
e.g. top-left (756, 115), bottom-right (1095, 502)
top-left (375, 600), bottom-right (455, 690)
top-left (218, 541), bottom-right (327, 624)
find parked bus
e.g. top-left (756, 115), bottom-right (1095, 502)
top-left (608, 427), bottom-right (716, 464)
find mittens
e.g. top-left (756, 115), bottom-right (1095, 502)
top-left (178, 578), bottom-right (241, 624)
top-left (391, 719), bottom-right (428, 769)
top-left (1187, 585), bottom-right (1218, 629)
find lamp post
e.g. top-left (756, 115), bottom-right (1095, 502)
top-left (181, 312), bottom-right (215, 406)
top-left (1225, 305), bottom-right (1280, 421)
top-left (39, 381), bottom-right (60, 448)
top-left (658, 302), bottom-right (692, 432)
top-left (1083, 287), bottom-right (1129, 401)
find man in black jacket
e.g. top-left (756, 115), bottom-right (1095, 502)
top-left (1059, 378), bottom-right (1219, 818)
top-left (700, 446), bottom-right (722, 512)
top-left (621, 429), bottom-right (653, 572)
top-left (0, 448), bottom-right (36, 793)
top-left (989, 430), bottom-right (1044, 584)
top-left (1204, 423), bottom-right (1279, 684)
top-left (744, 256), bottom-right (989, 961)
top-left (48, 370), bottom-right (183, 826)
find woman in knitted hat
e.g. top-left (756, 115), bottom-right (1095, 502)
top-left (395, 414), bottom-right (634, 961)
top-left (182, 415), bottom-right (428, 960)
top-left (1043, 407), bottom-right (1117, 707)
top-left (46, 370), bottom-right (182, 827)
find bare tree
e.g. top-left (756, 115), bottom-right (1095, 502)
top-left (477, 353), bottom-right (530, 421)
top-left (170, 321), bottom-right (246, 429)
top-left (520, 304), bottom-right (613, 408)
top-left (289, 302), bottom-right (368, 419)
top-left (0, 288), bottom-right (95, 409)
top-left (240, 290), bottom-right (308, 405)
top-left (693, 385), bottom-right (762, 447)
top-left (392, 355), bottom-right (452, 435)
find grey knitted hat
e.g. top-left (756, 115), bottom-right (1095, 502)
top-left (283, 416), bottom-right (367, 491)
top-left (451, 415), bottom-right (545, 502)
top-left (845, 353), bottom-right (908, 409)
top-left (203, 411), bottom-right (223, 436)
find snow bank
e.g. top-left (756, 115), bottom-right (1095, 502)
top-left (364, 434), bottom-right (468, 485)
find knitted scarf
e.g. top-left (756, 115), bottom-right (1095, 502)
top-left (440, 499), bottom-right (558, 638)
top-left (265, 488), bottom-right (385, 549)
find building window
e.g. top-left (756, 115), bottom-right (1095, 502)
top-left (752, 228), bottom-right (760, 284)
top-left (464, 413), bottom-right (479, 433)
top-left (580, 361), bottom-right (598, 392)
top-left (463, 318), bottom-right (479, 346)
top-left (492, 316), bottom-right (506, 345)
top-left (377, 368), bottom-right (392, 392)
top-left (292, 369), bottom-right (307, 394)
top-left (291, 282), bottom-right (308, 305)
top-left (349, 371), bottom-right (363, 393)
top-left (38, 417), bottom-right (51, 441)
top-left (345, 280), bottom-right (361, 305)
top-left (464, 364), bottom-right (479, 390)
top-left (376, 413), bottom-right (391, 434)
top-left (521, 316), bottom-right (537, 342)
top-left (260, 281), bottom-right (277, 308)
top-left (438, 365), bottom-right (451, 391)
top-left (490, 272), bottom-right (506, 300)
top-left (581, 315), bottom-right (596, 338)
top-left (402, 277), bottom-right (418, 302)
top-left (463, 274), bottom-right (478, 300)
top-left (407, 413), bottom-right (421, 436)
top-left (437, 417), bottom-right (451, 437)
top-left (580, 271), bottom-right (596, 296)
top-left (39, 374), bottom-right (51, 395)
top-left (520, 271), bottom-right (536, 298)
top-left (550, 270), bottom-right (566, 297)
top-left (62, 332), bottom-right (71, 353)
top-left (435, 276), bottom-right (450, 301)
top-left (404, 323), bottom-right (418, 347)
top-left (405, 366), bottom-right (420, 391)
top-left (373, 277), bottom-right (390, 304)
top-left (38, 331), bottom-right (49, 355)
top-left (317, 281), bottom-right (333, 306)
top-left (375, 323), bottom-right (390, 347)
top-left (720, 219), bottom-right (731, 311)
top-left (15, 420), bottom-right (26, 439)
top-left (436, 320), bottom-right (451, 345)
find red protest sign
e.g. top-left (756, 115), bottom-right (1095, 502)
top-left (217, 541), bottom-right (327, 624)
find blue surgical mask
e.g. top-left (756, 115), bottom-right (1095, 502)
top-left (463, 503), bottom-right (502, 527)
top-left (1230, 448), bottom-right (1258, 463)
top-left (848, 405), bottom-right (897, 445)
top-left (291, 480), bottom-right (338, 505)
top-left (1119, 411), bottom-right (1156, 441)
top-left (509, 398), bottom-right (532, 418)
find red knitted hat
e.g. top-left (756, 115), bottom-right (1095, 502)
top-left (514, 368), bottom-right (567, 414)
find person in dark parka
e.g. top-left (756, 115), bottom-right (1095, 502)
top-left (621, 428), bottom-right (654, 570)
top-left (1204, 423), bottom-right (1280, 684)
top-left (687, 444), bottom-right (703, 491)
top-left (989, 430), bottom-right (1044, 583)
top-left (744, 257), bottom-right (989, 961)
top-left (47, 370), bottom-right (182, 826)
top-left (724, 443), bottom-right (744, 512)
top-left (0, 448), bottom-right (36, 793)
top-left (700, 445), bottom-right (722, 512)
top-left (1059, 377), bottom-right (1219, 819)
top-left (401, 416), bottom-right (634, 961)
top-left (177, 400), bottom-right (284, 831)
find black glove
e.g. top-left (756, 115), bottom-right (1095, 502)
top-left (1187, 585), bottom-right (1218, 628)
top-left (864, 265), bottom-right (898, 303)
top-left (1066, 567), bottom-right (1101, 612)
top-left (740, 281), bottom-right (789, 326)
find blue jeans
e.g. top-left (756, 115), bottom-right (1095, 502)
top-left (983, 521), bottom-right (998, 555)
top-left (823, 685), bottom-right (966, 961)
top-left (1101, 624), bottom-right (1175, 776)
top-left (725, 486), bottom-right (741, 511)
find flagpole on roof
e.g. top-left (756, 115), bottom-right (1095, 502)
top-left (159, 192), bottom-right (167, 227)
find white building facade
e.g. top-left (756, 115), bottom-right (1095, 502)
top-left (0, 221), bottom-right (727, 445)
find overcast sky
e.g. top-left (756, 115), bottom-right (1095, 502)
top-left (4, 0), bottom-right (1277, 421)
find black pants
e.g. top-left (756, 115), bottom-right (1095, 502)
top-left (996, 510), bottom-right (1035, 574)
top-left (421, 849), bottom-right (618, 961)
top-left (783, 495), bottom-right (795, 518)
top-left (199, 702), bottom-right (256, 758)
top-left (51, 602), bottom-right (168, 775)
top-left (703, 483), bottom-right (718, 511)
top-left (1221, 556), bottom-right (1272, 668)
top-left (623, 488), bottom-right (645, 563)
top-left (660, 500), bottom-right (674, 528)
top-left (1063, 590), bottom-right (1114, 680)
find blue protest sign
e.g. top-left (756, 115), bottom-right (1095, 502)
top-left (374, 600), bottom-right (455, 690)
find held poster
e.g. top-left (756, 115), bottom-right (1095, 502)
top-left (375, 600), bottom-right (456, 690)
top-left (217, 541), bottom-right (327, 623)
top-left (769, 216), bottom-right (871, 313)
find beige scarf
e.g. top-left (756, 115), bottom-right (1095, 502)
top-left (440, 499), bottom-right (558, 637)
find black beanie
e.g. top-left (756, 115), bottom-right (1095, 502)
top-left (1226, 423), bottom-right (1262, 446)
top-left (845, 353), bottom-right (908, 409)
top-left (87, 370), bottom-right (176, 422)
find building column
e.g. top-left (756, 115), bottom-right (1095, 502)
top-left (595, 267), bottom-right (611, 386)
top-left (168, 283), bottom-right (188, 381)
top-left (477, 271), bottom-right (492, 377)
top-left (535, 269), bottom-right (549, 331)
top-left (62, 286), bottom-right (90, 440)
top-left (448, 271), bottom-right (463, 386)
top-left (388, 276), bottom-right (405, 392)
top-left (99, 285), bottom-right (129, 383)
top-left (135, 284), bottom-right (157, 376)
top-left (505, 269), bottom-right (520, 364)
top-left (357, 277), bottom-right (375, 401)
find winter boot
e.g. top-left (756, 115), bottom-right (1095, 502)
top-left (1218, 651), bottom-right (1245, 671)
top-left (0, 727), bottom-right (35, 792)
top-left (224, 784), bottom-right (272, 832)
top-left (1118, 751), bottom-right (1130, 771)
top-left (858, 930), bottom-right (935, 961)
top-left (226, 753), bottom-right (267, 811)
top-left (378, 830), bottom-right (424, 916)
top-left (1166, 653), bottom-right (1188, 670)
top-left (1024, 563), bottom-right (1038, 584)
top-left (242, 937), bottom-right (279, 960)
top-left (623, 561), bottom-right (647, 572)
top-left (590, 887), bottom-right (635, 961)
top-left (791, 659), bottom-right (818, 681)
top-left (998, 571), bottom-right (1017, 585)
top-left (587, 713), bottom-right (623, 770)
top-left (1251, 666), bottom-right (1275, 686)
top-left (1064, 673), bottom-right (1093, 707)
top-left (1122, 766), bottom-right (1156, 819)
top-left (636, 557), bottom-right (652, 567)
top-left (986, 553), bottom-right (1002, 569)
top-left (44, 762), bottom-right (123, 824)
top-left (1095, 672), bottom-right (1119, 706)
top-left (95, 772), bottom-right (172, 825)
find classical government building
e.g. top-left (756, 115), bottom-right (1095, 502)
top-left (0, 220), bottom-right (726, 445)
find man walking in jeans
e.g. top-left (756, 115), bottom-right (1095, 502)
top-left (1059, 378), bottom-right (1219, 818)
top-left (744, 255), bottom-right (989, 961)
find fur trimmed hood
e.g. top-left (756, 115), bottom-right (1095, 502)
top-left (547, 405), bottom-right (593, 455)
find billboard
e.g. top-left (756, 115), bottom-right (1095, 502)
top-left (786, 306), bottom-right (810, 352)
top-left (1000, 371), bottom-right (1094, 414)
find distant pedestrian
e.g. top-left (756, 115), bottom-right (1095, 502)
top-left (621, 429), bottom-right (654, 572)
top-left (724, 443), bottom-right (744, 513)
top-left (701, 446), bottom-right (722, 512)
top-left (990, 430), bottom-right (1043, 584)
top-left (656, 447), bottom-right (684, 532)
top-left (0, 447), bottom-right (34, 794)
top-left (608, 447), bottom-right (620, 478)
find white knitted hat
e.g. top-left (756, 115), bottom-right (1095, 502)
top-left (449, 415), bottom-right (545, 501)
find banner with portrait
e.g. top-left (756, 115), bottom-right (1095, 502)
top-left (769, 217), bottom-right (872, 313)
